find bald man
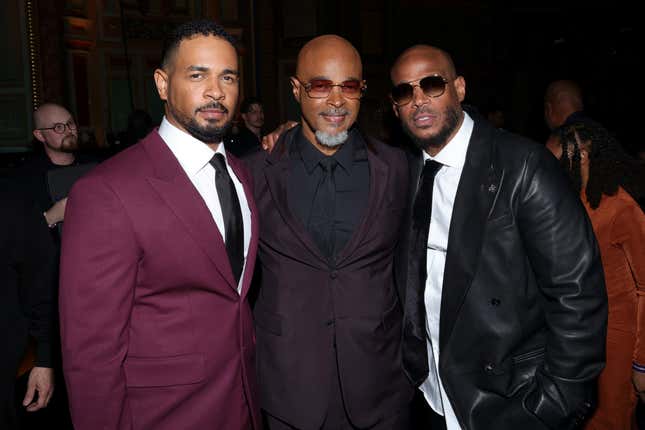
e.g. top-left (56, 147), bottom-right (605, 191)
top-left (391, 45), bottom-right (607, 430)
top-left (24, 103), bottom-right (81, 230)
top-left (246, 35), bottom-right (413, 429)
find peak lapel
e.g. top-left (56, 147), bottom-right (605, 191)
top-left (439, 121), bottom-right (501, 350)
top-left (264, 128), bottom-right (330, 267)
top-left (142, 133), bottom-right (239, 295)
top-left (335, 137), bottom-right (389, 266)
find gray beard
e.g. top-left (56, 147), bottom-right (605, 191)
top-left (315, 130), bottom-right (348, 148)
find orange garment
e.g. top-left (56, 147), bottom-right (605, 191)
top-left (584, 188), bottom-right (645, 430)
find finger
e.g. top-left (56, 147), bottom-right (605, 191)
top-left (22, 384), bottom-right (35, 407)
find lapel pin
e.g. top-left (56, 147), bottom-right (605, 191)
top-left (488, 184), bottom-right (497, 193)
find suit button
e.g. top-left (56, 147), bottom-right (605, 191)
top-left (490, 298), bottom-right (501, 306)
top-left (330, 271), bottom-right (338, 279)
top-left (484, 362), bottom-right (495, 373)
top-left (325, 319), bottom-right (334, 326)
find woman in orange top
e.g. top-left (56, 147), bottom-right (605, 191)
top-left (548, 122), bottom-right (645, 429)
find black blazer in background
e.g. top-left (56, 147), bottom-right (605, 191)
top-left (246, 126), bottom-right (414, 429)
top-left (1, 180), bottom-right (56, 426)
top-left (397, 116), bottom-right (607, 429)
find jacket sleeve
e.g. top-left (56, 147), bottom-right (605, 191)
top-left (516, 148), bottom-right (607, 429)
top-left (21, 196), bottom-right (57, 367)
top-left (59, 174), bottom-right (139, 430)
top-left (611, 202), bottom-right (645, 364)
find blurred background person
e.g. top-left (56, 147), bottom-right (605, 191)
top-left (226, 97), bottom-right (264, 158)
top-left (548, 121), bottom-right (645, 430)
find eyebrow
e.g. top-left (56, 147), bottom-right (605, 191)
top-left (185, 66), bottom-right (239, 76)
top-left (308, 75), bottom-right (361, 82)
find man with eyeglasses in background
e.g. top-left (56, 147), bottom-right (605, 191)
top-left (7, 103), bottom-right (90, 430)
top-left (245, 34), bottom-right (414, 429)
top-left (390, 45), bottom-right (608, 429)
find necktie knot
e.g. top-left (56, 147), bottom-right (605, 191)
top-left (209, 153), bottom-right (227, 174)
top-left (422, 159), bottom-right (442, 180)
top-left (319, 157), bottom-right (338, 173)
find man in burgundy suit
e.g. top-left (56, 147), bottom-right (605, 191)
top-left (59, 20), bottom-right (260, 429)
top-left (247, 35), bottom-right (413, 429)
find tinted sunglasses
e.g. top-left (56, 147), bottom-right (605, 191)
top-left (294, 77), bottom-right (366, 99)
top-left (390, 75), bottom-right (452, 106)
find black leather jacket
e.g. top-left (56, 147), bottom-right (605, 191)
top-left (398, 116), bottom-right (607, 429)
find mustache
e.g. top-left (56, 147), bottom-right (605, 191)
top-left (319, 108), bottom-right (350, 116)
top-left (196, 102), bottom-right (229, 114)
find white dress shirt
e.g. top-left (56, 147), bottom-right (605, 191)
top-left (158, 117), bottom-right (252, 294)
top-left (419, 112), bottom-right (474, 429)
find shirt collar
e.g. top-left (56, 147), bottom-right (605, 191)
top-left (158, 116), bottom-right (226, 177)
top-left (422, 111), bottom-right (473, 169)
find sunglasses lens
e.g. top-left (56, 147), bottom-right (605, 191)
top-left (308, 79), bottom-right (333, 97)
top-left (340, 80), bottom-right (362, 96)
top-left (420, 76), bottom-right (447, 97)
top-left (391, 83), bottom-right (413, 105)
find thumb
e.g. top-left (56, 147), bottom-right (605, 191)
top-left (23, 382), bottom-right (35, 406)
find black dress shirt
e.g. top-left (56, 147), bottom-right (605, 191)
top-left (288, 128), bottom-right (370, 262)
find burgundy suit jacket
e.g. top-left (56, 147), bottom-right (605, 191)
top-left (59, 131), bottom-right (261, 430)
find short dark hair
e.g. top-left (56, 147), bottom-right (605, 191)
top-left (161, 19), bottom-right (237, 69)
top-left (239, 97), bottom-right (262, 114)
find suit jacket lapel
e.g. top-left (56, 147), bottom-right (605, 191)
top-left (227, 154), bottom-right (259, 299)
top-left (142, 132), bottom-right (239, 295)
top-left (264, 128), bottom-right (329, 268)
top-left (335, 136), bottom-right (389, 266)
top-left (439, 120), bottom-right (501, 350)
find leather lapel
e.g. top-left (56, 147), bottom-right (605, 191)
top-left (264, 127), bottom-right (329, 268)
top-left (335, 136), bottom-right (389, 266)
top-left (142, 132), bottom-right (239, 295)
top-left (439, 120), bottom-right (501, 350)
top-left (227, 154), bottom-right (259, 299)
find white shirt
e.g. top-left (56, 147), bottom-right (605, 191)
top-left (158, 117), bottom-right (252, 294)
top-left (419, 112), bottom-right (474, 430)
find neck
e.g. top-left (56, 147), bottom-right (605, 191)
top-left (45, 147), bottom-right (75, 166)
top-left (207, 142), bottom-right (221, 152)
top-left (580, 164), bottom-right (589, 191)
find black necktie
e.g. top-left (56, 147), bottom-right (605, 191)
top-left (402, 159), bottom-right (443, 385)
top-left (210, 153), bottom-right (244, 284)
top-left (308, 157), bottom-right (338, 259)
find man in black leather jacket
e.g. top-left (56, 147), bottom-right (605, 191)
top-left (391, 45), bottom-right (607, 430)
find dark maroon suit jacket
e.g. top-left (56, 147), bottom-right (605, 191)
top-left (246, 126), bottom-right (414, 429)
top-left (59, 131), bottom-right (261, 430)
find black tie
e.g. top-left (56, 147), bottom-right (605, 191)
top-left (210, 153), bottom-right (244, 284)
top-left (308, 157), bottom-right (338, 259)
top-left (402, 159), bottom-right (443, 385)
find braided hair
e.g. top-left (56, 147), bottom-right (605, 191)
top-left (555, 121), bottom-right (644, 209)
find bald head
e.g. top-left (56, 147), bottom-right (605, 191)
top-left (544, 80), bottom-right (584, 129)
top-left (34, 103), bottom-right (72, 129)
top-left (296, 35), bottom-right (362, 77)
top-left (391, 45), bottom-right (457, 83)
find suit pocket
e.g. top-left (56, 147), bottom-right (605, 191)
top-left (124, 353), bottom-right (205, 387)
top-left (254, 307), bottom-right (283, 336)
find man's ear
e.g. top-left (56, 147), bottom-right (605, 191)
top-left (154, 68), bottom-right (169, 101)
top-left (32, 129), bottom-right (45, 143)
top-left (391, 102), bottom-right (400, 119)
top-left (454, 76), bottom-right (466, 102)
top-left (290, 77), bottom-right (301, 102)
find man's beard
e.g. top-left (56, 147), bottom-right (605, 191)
top-left (316, 130), bottom-right (348, 148)
top-left (170, 102), bottom-right (232, 143)
top-left (403, 105), bottom-right (460, 151)
top-left (313, 108), bottom-right (351, 148)
top-left (48, 134), bottom-right (78, 153)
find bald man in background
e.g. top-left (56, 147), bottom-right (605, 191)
top-left (246, 35), bottom-right (413, 429)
